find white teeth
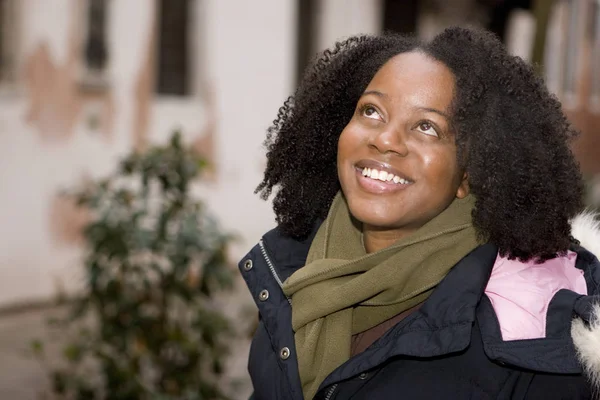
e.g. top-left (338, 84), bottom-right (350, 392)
top-left (361, 167), bottom-right (410, 185)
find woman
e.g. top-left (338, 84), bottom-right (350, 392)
top-left (240, 27), bottom-right (600, 399)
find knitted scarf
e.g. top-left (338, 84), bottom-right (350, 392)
top-left (282, 193), bottom-right (479, 399)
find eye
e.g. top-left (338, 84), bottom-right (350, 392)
top-left (416, 121), bottom-right (438, 137)
top-left (360, 105), bottom-right (383, 121)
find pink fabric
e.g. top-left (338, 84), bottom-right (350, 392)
top-left (484, 250), bottom-right (587, 341)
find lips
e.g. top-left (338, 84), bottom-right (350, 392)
top-left (352, 159), bottom-right (414, 194)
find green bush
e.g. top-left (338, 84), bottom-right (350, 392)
top-left (35, 132), bottom-right (236, 400)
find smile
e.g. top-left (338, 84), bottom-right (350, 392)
top-left (354, 164), bottom-right (414, 195)
top-left (361, 167), bottom-right (412, 185)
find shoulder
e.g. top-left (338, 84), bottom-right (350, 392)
top-left (483, 211), bottom-right (600, 391)
top-left (239, 221), bottom-right (322, 286)
top-left (484, 249), bottom-right (586, 340)
top-left (257, 220), bottom-right (322, 265)
top-left (485, 212), bottom-right (600, 333)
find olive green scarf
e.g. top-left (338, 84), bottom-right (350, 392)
top-left (282, 193), bottom-right (479, 400)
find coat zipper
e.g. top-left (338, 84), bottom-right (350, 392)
top-left (260, 239), bottom-right (338, 399)
top-left (259, 239), bottom-right (292, 305)
top-left (324, 384), bottom-right (338, 400)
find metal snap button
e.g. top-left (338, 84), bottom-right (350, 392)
top-left (358, 372), bottom-right (368, 380)
top-left (258, 289), bottom-right (269, 301)
top-left (243, 259), bottom-right (253, 271)
top-left (280, 347), bottom-right (290, 360)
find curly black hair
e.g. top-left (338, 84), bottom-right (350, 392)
top-left (256, 27), bottom-right (584, 262)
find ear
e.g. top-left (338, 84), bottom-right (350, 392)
top-left (456, 172), bottom-right (469, 199)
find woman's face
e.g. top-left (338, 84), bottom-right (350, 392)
top-left (337, 51), bottom-right (468, 239)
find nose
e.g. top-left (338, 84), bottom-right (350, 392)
top-left (368, 126), bottom-right (409, 157)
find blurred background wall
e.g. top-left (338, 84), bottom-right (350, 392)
top-left (0, 0), bottom-right (297, 307)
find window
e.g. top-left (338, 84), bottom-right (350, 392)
top-left (80, 0), bottom-right (109, 90)
top-left (382, 0), bottom-right (419, 35)
top-left (296, 0), bottom-right (318, 85)
top-left (0, 0), bottom-right (18, 86)
top-left (84, 0), bottom-right (108, 72)
top-left (156, 0), bottom-right (190, 96)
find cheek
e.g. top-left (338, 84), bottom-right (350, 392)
top-left (337, 125), bottom-right (359, 162)
top-left (337, 128), bottom-right (350, 181)
top-left (336, 131), bottom-right (346, 160)
top-left (421, 150), bottom-right (462, 188)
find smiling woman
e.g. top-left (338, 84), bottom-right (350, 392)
top-left (243, 28), bottom-right (600, 400)
top-left (337, 52), bottom-right (468, 251)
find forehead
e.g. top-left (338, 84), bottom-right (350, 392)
top-left (365, 51), bottom-right (456, 109)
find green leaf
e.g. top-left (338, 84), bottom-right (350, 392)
top-left (30, 339), bottom-right (44, 356)
top-left (63, 343), bottom-right (84, 363)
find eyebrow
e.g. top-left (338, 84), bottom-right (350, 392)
top-left (417, 107), bottom-right (451, 121)
top-left (361, 90), bottom-right (451, 121)
top-left (362, 90), bottom-right (388, 99)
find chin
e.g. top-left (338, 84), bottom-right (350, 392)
top-left (358, 215), bottom-right (403, 230)
top-left (346, 198), bottom-right (403, 229)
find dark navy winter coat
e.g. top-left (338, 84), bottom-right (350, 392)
top-left (239, 224), bottom-right (599, 399)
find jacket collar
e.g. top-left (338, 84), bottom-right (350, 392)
top-left (260, 222), bottom-right (321, 283)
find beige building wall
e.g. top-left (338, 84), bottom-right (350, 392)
top-left (0, 0), bottom-right (298, 307)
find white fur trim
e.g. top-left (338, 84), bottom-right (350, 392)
top-left (572, 303), bottom-right (600, 392)
top-left (571, 212), bottom-right (600, 392)
top-left (571, 211), bottom-right (600, 259)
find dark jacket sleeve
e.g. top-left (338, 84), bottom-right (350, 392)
top-left (525, 373), bottom-right (592, 399)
